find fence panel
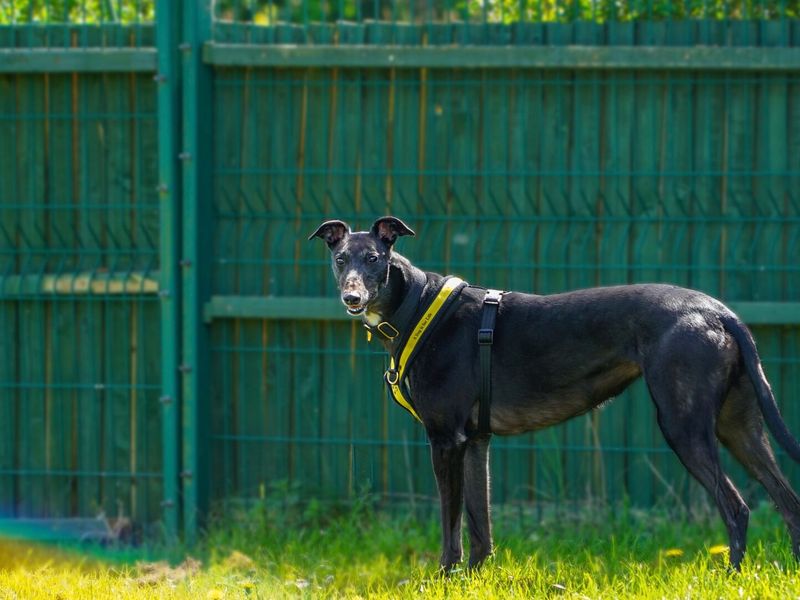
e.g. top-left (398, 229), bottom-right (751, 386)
top-left (0, 4), bottom-right (163, 531)
top-left (206, 43), bottom-right (800, 515)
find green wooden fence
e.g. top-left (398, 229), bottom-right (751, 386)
top-left (1, 0), bottom-right (799, 542)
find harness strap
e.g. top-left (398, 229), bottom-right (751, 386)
top-left (477, 289), bottom-right (503, 437)
top-left (385, 276), bottom-right (467, 422)
top-left (365, 268), bottom-right (427, 346)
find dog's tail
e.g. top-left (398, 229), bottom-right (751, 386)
top-left (721, 314), bottom-right (800, 463)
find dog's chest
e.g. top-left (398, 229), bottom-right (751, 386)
top-left (363, 312), bottom-right (381, 327)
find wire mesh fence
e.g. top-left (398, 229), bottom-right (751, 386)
top-left (209, 64), bottom-right (800, 513)
top-left (0, 70), bottom-right (163, 526)
top-left (211, 70), bottom-right (800, 300)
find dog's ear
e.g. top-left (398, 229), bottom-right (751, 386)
top-left (370, 216), bottom-right (415, 248)
top-left (308, 220), bottom-right (350, 248)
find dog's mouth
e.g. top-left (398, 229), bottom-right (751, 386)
top-left (341, 289), bottom-right (371, 317)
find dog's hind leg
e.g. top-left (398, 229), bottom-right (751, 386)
top-left (647, 367), bottom-right (750, 568)
top-left (656, 405), bottom-right (750, 568)
top-left (464, 435), bottom-right (493, 568)
top-left (429, 432), bottom-right (467, 572)
top-left (717, 376), bottom-right (800, 561)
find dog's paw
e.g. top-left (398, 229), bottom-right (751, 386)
top-left (467, 544), bottom-right (495, 570)
top-left (437, 555), bottom-right (464, 576)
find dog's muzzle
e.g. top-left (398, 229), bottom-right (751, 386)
top-left (342, 291), bottom-right (368, 316)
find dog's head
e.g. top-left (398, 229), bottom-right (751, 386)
top-left (308, 216), bottom-right (415, 316)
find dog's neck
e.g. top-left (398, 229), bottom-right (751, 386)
top-left (363, 252), bottom-right (426, 326)
top-left (363, 310), bottom-right (382, 327)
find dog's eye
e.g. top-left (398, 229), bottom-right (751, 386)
top-left (335, 256), bottom-right (345, 266)
top-left (368, 254), bottom-right (379, 263)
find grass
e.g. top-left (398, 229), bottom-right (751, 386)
top-left (2, 495), bottom-right (800, 599)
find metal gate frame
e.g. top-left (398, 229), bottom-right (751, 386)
top-left (154, 0), bottom-right (214, 544)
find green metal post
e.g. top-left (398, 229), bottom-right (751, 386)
top-left (181, 0), bottom-right (214, 544)
top-left (156, 0), bottom-right (182, 542)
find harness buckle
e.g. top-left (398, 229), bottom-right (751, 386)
top-left (377, 322), bottom-right (400, 340)
top-left (385, 368), bottom-right (400, 385)
top-left (478, 328), bottom-right (494, 345)
top-left (483, 289), bottom-right (503, 305)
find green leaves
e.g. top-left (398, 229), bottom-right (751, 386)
top-left (3, 0), bottom-right (796, 25)
top-left (0, 0), bottom-right (154, 24)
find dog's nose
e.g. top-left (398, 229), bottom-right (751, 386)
top-left (343, 292), bottom-right (362, 306)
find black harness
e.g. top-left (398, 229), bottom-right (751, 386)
top-left (477, 288), bottom-right (503, 438)
top-left (363, 268), bottom-right (427, 351)
top-left (365, 275), bottom-right (504, 438)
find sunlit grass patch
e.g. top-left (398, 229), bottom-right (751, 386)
top-left (0, 538), bottom-right (98, 570)
top-left (1, 501), bottom-right (799, 599)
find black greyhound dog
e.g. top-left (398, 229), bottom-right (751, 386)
top-left (310, 215), bottom-right (800, 571)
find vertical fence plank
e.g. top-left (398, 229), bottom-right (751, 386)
top-left (626, 73), bottom-right (664, 509)
top-left (19, 72), bottom-right (48, 517)
top-left (0, 68), bottom-right (18, 516)
top-left (661, 74), bottom-right (692, 286)
top-left (500, 68), bottom-right (533, 505)
top-left (0, 291), bottom-right (15, 515)
top-left (597, 54), bottom-right (634, 510)
top-left (722, 59), bottom-right (754, 303)
top-left (536, 71), bottom-right (569, 297)
top-left (232, 54), bottom-right (248, 501)
top-left (691, 75), bottom-right (725, 299)
top-left (754, 67), bottom-right (788, 304)
top-left (107, 71), bottom-right (135, 521)
top-left (570, 23), bottom-right (605, 505)
top-left (46, 74), bottom-right (71, 519)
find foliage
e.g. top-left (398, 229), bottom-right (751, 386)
top-left (0, 1), bottom-right (154, 24)
top-left (216, 0), bottom-right (800, 23)
top-left (2, 499), bottom-right (800, 599)
top-left (1, 0), bottom-right (797, 24)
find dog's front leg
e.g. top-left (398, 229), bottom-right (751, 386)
top-left (464, 435), bottom-right (493, 568)
top-left (430, 435), bottom-right (467, 572)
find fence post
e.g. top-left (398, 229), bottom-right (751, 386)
top-left (181, 0), bottom-right (214, 544)
top-left (156, 0), bottom-right (183, 543)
